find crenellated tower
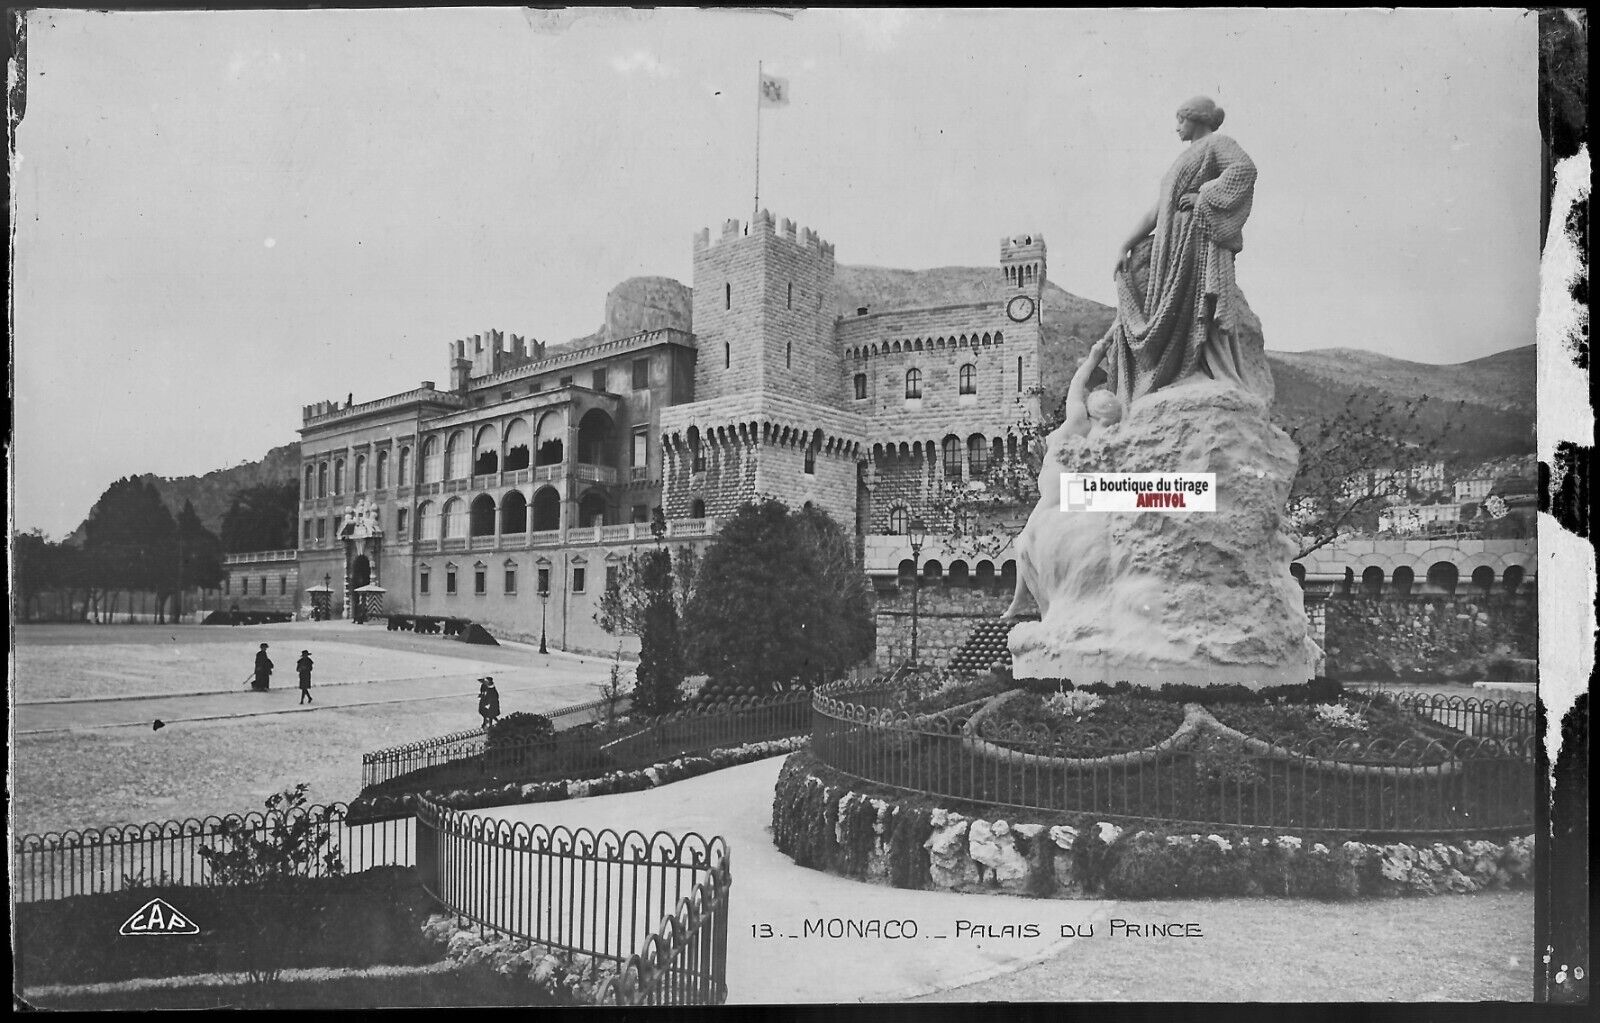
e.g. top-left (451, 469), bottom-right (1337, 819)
top-left (691, 209), bottom-right (839, 408)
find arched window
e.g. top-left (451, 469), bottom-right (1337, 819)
top-left (1503, 565), bottom-right (1525, 595)
top-left (304, 465), bottom-right (315, 500)
top-left (422, 437), bottom-right (441, 483)
top-left (804, 435), bottom-right (817, 475)
top-left (375, 450), bottom-right (389, 490)
top-left (317, 462), bottom-right (328, 498)
top-left (444, 431), bottom-right (466, 480)
top-left (441, 497), bottom-right (465, 539)
top-left (888, 506), bottom-right (908, 535)
top-left (959, 363), bottom-right (977, 395)
top-left (355, 454), bottom-right (367, 492)
top-left (942, 435), bottom-right (963, 479)
top-left (532, 487), bottom-right (561, 531)
top-left (1471, 566), bottom-right (1496, 594)
top-left (688, 426), bottom-right (705, 472)
top-left (1391, 566), bottom-right (1415, 597)
top-left (417, 501), bottom-right (437, 541)
top-left (534, 413), bottom-right (564, 467)
top-left (470, 494), bottom-right (496, 537)
top-left (905, 368), bottom-right (923, 399)
top-left (1426, 561), bottom-right (1459, 595)
top-left (500, 491), bottom-right (528, 534)
top-left (333, 459), bottom-right (345, 495)
top-left (398, 446), bottom-right (411, 486)
top-left (504, 419), bottom-right (531, 471)
top-left (1361, 566), bottom-right (1384, 595)
top-left (967, 434), bottom-right (989, 477)
top-left (473, 425), bottom-right (500, 476)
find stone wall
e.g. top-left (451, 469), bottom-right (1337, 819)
top-left (1324, 595), bottom-right (1537, 680)
top-left (873, 582), bottom-right (1015, 668)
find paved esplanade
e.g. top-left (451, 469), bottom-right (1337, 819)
top-left (478, 757), bottom-right (1116, 1004)
top-left (13, 623), bottom-right (624, 735)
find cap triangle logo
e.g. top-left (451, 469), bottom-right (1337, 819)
top-left (119, 897), bottom-right (200, 936)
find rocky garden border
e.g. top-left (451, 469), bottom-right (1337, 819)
top-left (771, 752), bottom-right (1534, 901)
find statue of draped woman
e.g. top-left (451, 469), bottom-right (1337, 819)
top-left (1100, 96), bottom-right (1274, 408)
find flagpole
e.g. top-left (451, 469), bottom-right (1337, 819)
top-left (754, 60), bottom-right (762, 223)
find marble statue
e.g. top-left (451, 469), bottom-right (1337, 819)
top-left (1100, 96), bottom-right (1274, 408)
top-left (1006, 97), bottom-right (1309, 687)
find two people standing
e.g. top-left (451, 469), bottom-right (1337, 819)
top-left (249, 643), bottom-right (313, 704)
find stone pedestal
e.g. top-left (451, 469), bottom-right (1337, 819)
top-left (1008, 379), bottom-right (1311, 686)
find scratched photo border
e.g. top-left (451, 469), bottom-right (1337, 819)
top-left (6, 5), bottom-right (1590, 1009)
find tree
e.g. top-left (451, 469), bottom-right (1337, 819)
top-left (596, 543), bottom-right (696, 716)
top-left (220, 481), bottom-right (300, 553)
top-left (81, 477), bottom-right (178, 621)
top-left (681, 500), bottom-right (874, 690)
top-left (12, 530), bottom-right (53, 622)
top-left (174, 500), bottom-right (224, 617)
top-left (1278, 393), bottom-right (1461, 559)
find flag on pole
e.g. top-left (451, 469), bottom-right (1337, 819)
top-left (759, 73), bottom-right (790, 107)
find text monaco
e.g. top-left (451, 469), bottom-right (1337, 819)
top-left (749, 919), bottom-right (1203, 939)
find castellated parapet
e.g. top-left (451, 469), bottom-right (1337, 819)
top-left (691, 210), bottom-right (839, 409)
top-left (447, 329), bottom-right (546, 383)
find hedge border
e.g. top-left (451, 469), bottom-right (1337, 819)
top-left (771, 751), bottom-right (1534, 901)
top-left (350, 736), bottom-right (809, 822)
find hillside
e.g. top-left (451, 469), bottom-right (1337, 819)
top-left (68, 270), bottom-right (1532, 542)
top-left (69, 443), bottom-right (301, 545)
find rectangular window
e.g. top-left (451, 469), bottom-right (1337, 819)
top-left (304, 519), bottom-right (313, 540)
top-left (419, 570), bottom-right (430, 595)
top-left (632, 428), bottom-right (649, 467)
top-left (224, 577), bottom-right (231, 595)
top-left (1017, 355), bottom-right (1024, 392)
top-left (632, 504), bottom-right (648, 523)
top-left (446, 569), bottom-right (458, 595)
top-left (725, 282), bottom-right (731, 310)
top-left (279, 576), bottom-right (287, 595)
top-left (572, 567), bottom-right (586, 593)
top-left (632, 358), bottom-right (649, 390)
top-left (537, 567), bottom-right (550, 594)
top-left (559, 375), bottom-right (573, 387)
top-left (316, 518), bottom-right (326, 541)
top-left (259, 577), bottom-right (267, 595)
top-left (853, 373), bottom-right (867, 400)
top-left (501, 390), bottom-right (512, 402)
top-left (333, 515), bottom-right (343, 538)
top-left (787, 282), bottom-right (793, 310)
top-left (591, 368), bottom-right (608, 392)
top-left (606, 566), bottom-right (620, 591)
top-left (504, 569), bottom-right (517, 594)
top-left (241, 577), bottom-right (248, 595)
top-left (474, 569), bottom-right (486, 595)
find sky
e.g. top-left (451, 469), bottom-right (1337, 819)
top-left (11, 8), bottom-right (1542, 539)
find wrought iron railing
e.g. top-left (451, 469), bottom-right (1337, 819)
top-left (12, 805), bottom-right (413, 904)
top-left (808, 682), bottom-right (1535, 838)
top-left (415, 796), bottom-right (729, 1004)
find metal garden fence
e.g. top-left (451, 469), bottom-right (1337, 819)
top-left (12, 806), bottom-right (414, 904)
top-left (809, 682), bottom-right (1536, 838)
top-left (414, 794), bottom-right (729, 1005)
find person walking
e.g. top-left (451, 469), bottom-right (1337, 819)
top-left (296, 650), bottom-right (314, 704)
top-left (478, 677), bottom-right (501, 729)
top-left (253, 643), bottom-right (273, 691)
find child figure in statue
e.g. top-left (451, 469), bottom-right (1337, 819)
top-left (1002, 335), bottom-right (1123, 622)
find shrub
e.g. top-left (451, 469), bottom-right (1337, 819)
top-left (486, 712), bottom-right (555, 748)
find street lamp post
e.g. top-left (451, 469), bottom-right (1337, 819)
top-left (907, 517), bottom-right (927, 669)
top-left (538, 587), bottom-right (550, 654)
top-left (323, 573), bottom-right (331, 623)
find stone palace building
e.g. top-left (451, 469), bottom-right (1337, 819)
top-left (291, 211), bottom-right (1047, 654)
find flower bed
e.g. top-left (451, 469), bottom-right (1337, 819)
top-left (979, 691), bottom-right (1187, 752)
top-left (1208, 696), bottom-right (1442, 749)
top-left (771, 752), bottom-right (1535, 901)
top-left (348, 737), bottom-right (808, 822)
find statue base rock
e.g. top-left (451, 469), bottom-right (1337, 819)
top-left (1008, 378), bottom-right (1311, 687)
